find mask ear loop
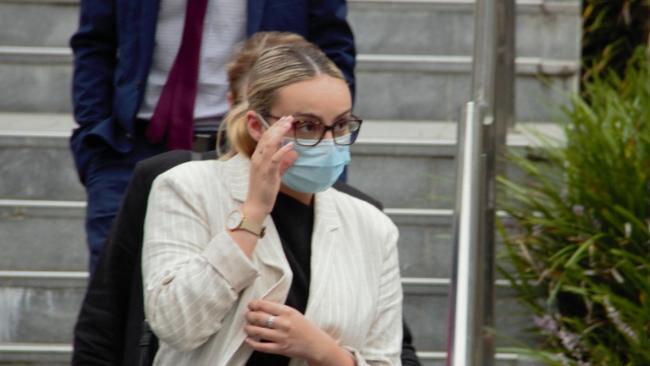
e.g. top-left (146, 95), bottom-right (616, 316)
top-left (215, 121), bottom-right (228, 158)
top-left (255, 112), bottom-right (271, 129)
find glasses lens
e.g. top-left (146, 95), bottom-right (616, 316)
top-left (333, 133), bottom-right (353, 145)
top-left (294, 119), bottom-right (324, 139)
top-left (333, 118), bottom-right (361, 145)
top-left (334, 119), bottom-right (361, 135)
top-left (294, 137), bottom-right (321, 146)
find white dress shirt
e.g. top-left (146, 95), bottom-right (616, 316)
top-left (137, 0), bottom-right (247, 125)
top-left (142, 154), bottom-right (403, 365)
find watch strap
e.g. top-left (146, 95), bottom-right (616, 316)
top-left (229, 210), bottom-right (266, 238)
top-left (238, 218), bottom-right (266, 238)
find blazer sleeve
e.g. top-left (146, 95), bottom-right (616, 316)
top-left (141, 172), bottom-right (259, 351)
top-left (307, 0), bottom-right (357, 98)
top-left (69, 0), bottom-right (117, 128)
top-left (347, 220), bottom-right (403, 365)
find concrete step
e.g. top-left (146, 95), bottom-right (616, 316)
top-left (0, 343), bottom-right (540, 366)
top-left (0, 0), bottom-right (579, 60)
top-left (0, 273), bottom-right (86, 345)
top-left (0, 199), bottom-right (453, 278)
top-left (0, 114), bottom-right (81, 202)
top-left (349, 0), bottom-right (580, 59)
top-left (0, 272), bottom-right (536, 356)
top-left (0, 47), bottom-right (578, 121)
top-left (0, 201), bottom-right (87, 272)
top-left (0, 113), bottom-right (562, 207)
top-left (355, 54), bottom-right (577, 121)
top-left (0, 0), bottom-right (78, 48)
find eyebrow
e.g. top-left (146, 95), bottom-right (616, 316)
top-left (293, 109), bottom-right (353, 122)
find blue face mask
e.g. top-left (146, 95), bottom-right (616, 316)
top-left (255, 113), bottom-right (351, 193)
top-left (282, 138), bottom-right (351, 193)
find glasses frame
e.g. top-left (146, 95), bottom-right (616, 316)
top-left (266, 114), bottom-right (363, 147)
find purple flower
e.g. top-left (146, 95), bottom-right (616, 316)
top-left (572, 204), bottom-right (585, 216)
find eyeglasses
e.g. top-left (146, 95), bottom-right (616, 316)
top-left (265, 114), bottom-right (363, 147)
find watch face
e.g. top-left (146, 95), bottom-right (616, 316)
top-left (226, 210), bottom-right (243, 230)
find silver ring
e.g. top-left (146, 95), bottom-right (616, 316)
top-left (265, 315), bottom-right (276, 329)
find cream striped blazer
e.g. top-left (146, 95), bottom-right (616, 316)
top-left (142, 154), bottom-right (403, 366)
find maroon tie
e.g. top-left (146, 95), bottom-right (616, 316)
top-left (146, 0), bottom-right (209, 150)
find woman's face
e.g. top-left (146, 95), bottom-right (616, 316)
top-left (270, 74), bottom-right (352, 136)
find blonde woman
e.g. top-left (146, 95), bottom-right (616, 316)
top-left (142, 41), bottom-right (403, 365)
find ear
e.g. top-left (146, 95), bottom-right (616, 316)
top-left (226, 91), bottom-right (234, 109)
top-left (245, 111), bottom-right (264, 142)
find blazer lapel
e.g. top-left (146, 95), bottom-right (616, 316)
top-left (220, 154), bottom-right (250, 203)
top-left (313, 189), bottom-right (341, 235)
top-left (304, 189), bottom-right (341, 316)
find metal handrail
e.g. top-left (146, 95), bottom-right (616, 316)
top-left (446, 0), bottom-right (515, 365)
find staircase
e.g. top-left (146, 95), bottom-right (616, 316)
top-left (0, 0), bottom-right (580, 365)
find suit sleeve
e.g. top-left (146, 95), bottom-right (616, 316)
top-left (347, 220), bottom-right (403, 365)
top-left (142, 173), bottom-right (259, 351)
top-left (69, 0), bottom-right (117, 128)
top-left (307, 0), bottom-right (357, 98)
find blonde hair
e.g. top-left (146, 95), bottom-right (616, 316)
top-left (222, 39), bottom-right (345, 158)
top-left (227, 32), bottom-right (310, 105)
top-left (216, 32), bottom-right (312, 155)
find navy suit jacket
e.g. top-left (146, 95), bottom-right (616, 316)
top-left (69, 0), bottom-right (356, 181)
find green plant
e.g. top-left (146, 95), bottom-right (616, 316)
top-left (498, 50), bottom-right (650, 365)
top-left (582, 0), bottom-right (650, 83)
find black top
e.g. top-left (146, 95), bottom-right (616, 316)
top-left (246, 192), bottom-right (314, 365)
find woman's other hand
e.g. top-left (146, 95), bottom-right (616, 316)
top-left (244, 299), bottom-right (355, 366)
top-left (243, 115), bottom-right (297, 221)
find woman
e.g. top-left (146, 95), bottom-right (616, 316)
top-left (142, 40), bottom-right (403, 365)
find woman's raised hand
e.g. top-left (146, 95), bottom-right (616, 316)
top-left (242, 116), bottom-right (297, 221)
top-left (244, 299), bottom-right (355, 366)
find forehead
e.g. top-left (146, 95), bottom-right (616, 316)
top-left (271, 75), bottom-right (351, 118)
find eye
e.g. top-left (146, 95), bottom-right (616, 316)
top-left (294, 119), bottom-right (322, 133)
top-left (332, 119), bottom-right (350, 133)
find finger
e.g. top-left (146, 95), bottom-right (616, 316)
top-left (253, 117), bottom-right (293, 160)
top-left (245, 310), bottom-right (272, 327)
top-left (248, 299), bottom-right (289, 316)
top-left (245, 337), bottom-right (283, 354)
top-left (244, 325), bottom-right (285, 343)
top-left (260, 116), bottom-right (293, 147)
top-left (279, 149), bottom-right (298, 175)
top-left (269, 141), bottom-right (295, 165)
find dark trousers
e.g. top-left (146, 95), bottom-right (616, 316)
top-left (84, 134), bottom-right (166, 273)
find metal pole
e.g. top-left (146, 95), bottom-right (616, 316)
top-left (446, 101), bottom-right (488, 366)
top-left (446, 0), bottom-right (515, 365)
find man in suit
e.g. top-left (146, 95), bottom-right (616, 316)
top-left (69, 0), bottom-right (356, 272)
top-left (72, 150), bottom-right (422, 365)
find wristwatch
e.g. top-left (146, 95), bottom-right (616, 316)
top-left (226, 209), bottom-right (266, 238)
